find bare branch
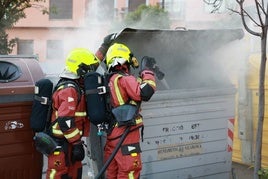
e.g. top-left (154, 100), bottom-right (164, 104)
top-left (227, 8), bottom-right (240, 14)
top-left (264, 2), bottom-right (268, 37)
top-left (236, 0), bottom-right (245, 4)
top-left (237, 0), bottom-right (261, 36)
top-left (243, 8), bottom-right (262, 27)
top-left (203, 0), bottom-right (218, 5)
top-left (203, 0), bottom-right (223, 13)
top-left (257, 1), bottom-right (267, 16)
top-left (234, 1), bottom-right (262, 28)
top-left (255, 0), bottom-right (264, 26)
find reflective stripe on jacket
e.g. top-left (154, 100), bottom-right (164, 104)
top-left (109, 72), bottom-right (156, 107)
top-left (51, 83), bottom-right (90, 142)
top-left (109, 71), bottom-right (156, 127)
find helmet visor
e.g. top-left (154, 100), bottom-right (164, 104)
top-left (108, 57), bottom-right (127, 70)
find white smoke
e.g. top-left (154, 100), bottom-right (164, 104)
top-left (41, 0), bottom-right (250, 90)
top-left (211, 35), bottom-right (250, 85)
top-left (41, 0), bottom-right (115, 77)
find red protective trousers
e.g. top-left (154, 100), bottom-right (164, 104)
top-left (104, 124), bottom-right (142, 179)
top-left (46, 82), bottom-right (89, 179)
top-left (46, 143), bottom-right (82, 179)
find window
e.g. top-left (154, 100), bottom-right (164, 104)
top-left (49, 0), bottom-right (73, 20)
top-left (163, 0), bottom-right (183, 19)
top-left (129, 0), bottom-right (146, 12)
top-left (17, 40), bottom-right (34, 55)
top-left (94, 0), bottom-right (114, 21)
top-left (46, 40), bottom-right (63, 60)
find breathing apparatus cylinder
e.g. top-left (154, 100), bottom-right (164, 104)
top-left (33, 132), bottom-right (58, 156)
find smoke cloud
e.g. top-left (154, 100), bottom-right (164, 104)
top-left (40, 1), bottom-right (248, 91)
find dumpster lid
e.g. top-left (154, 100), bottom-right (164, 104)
top-left (0, 55), bottom-right (44, 96)
top-left (113, 28), bottom-right (244, 90)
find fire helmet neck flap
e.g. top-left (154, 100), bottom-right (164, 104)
top-left (60, 48), bottom-right (100, 79)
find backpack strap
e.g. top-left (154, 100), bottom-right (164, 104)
top-left (45, 79), bottom-right (82, 133)
top-left (54, 79), bottom-right (82, 103)
top-left (34, 95), bottom-right (51, 105)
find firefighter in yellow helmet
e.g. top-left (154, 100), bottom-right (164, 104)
top-left (103, 43), bottom-right (157, 179)
top-left (46, 48), bottom-right (99, 179)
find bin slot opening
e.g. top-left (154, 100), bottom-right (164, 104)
top-left (0, 61), bottom-right (22, 83)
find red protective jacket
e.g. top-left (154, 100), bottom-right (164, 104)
top-left (105, 69), bottom-right (156, 179)
top-left (109, 70), bottom-right (156, 107)
top-left (50, 83), bottom-right (89, 143)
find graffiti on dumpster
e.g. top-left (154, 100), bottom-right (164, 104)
top-left (157, 141), bottom-right (203, 160)
top-left (5, 121), bottom-right (24, 130)
top-left (145, 121), bottom-right (205, 159)
top-left (162, 122), bottom-right (201, 133)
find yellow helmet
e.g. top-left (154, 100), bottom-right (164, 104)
top-left (105, 43), bottom-right (139, 72)
top-left (60, 48), bottom-right (100, 79)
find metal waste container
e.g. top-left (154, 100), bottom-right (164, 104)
top-left (87, 28), bottom-right (244, 179)
top-left (0, 55), bottom-right (44, 179)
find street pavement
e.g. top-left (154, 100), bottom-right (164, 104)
top-left (231, 162), bottom-right (254, 179)
top-left (42, 159), bottom-right (253, 179)
top-left (41, 145), bottom-right (253, 179)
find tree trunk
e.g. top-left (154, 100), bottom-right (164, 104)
top-left (254, 26), bottom-right (267, 179)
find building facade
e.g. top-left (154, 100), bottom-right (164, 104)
top-left (7, 0), bottom-right (236, 63)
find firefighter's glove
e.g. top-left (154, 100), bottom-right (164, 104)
top-left (103, 33), bottom-right (117, 47)
top-left (101, 33), bottom-right (117, 54)
top-left (71, 140), bottom-right (85, 163)
top-left (153, 65), bottom-right (165, 80)
top-left (140, 56), bottom-right (156, 72)
top-left (96, 33), bottom-right (117, 61)
top-left (140, 56), bottom-right (165, 80)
